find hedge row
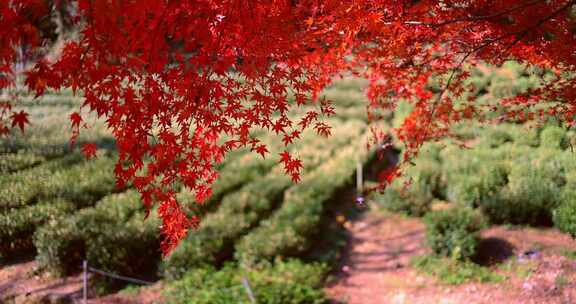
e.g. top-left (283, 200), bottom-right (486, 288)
top-left (163, 120), bottom-right (367, 279)
top-left (32, 144), bottom-right (295, 277)
top-left (234, 132), bottom-right (373, 266)
top-left (34, 190), bottom-right (158, 276)
top-left (166, 259), bottom-right (328, 304)
top-left (0, 198), bottom-right (73, 257)
top-left (177, 154), bottom-right (278, 216)
top-left (0, 156), bottom-right (120, 258)
top-left (0, 152), bottom-right (46, 173)
top-left (0, 153), bottom-right (116, 210)
top-left (376, 123), bottom-right (576, 227)
top-left (162, 175), bottom-right (292, 279)
top-left (374, 145), bottom-right (443, 216)
top-left (424, 208), bottom-right (486, 260)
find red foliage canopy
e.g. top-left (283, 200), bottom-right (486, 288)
top-left (2, 0), bottom-right (576, 254)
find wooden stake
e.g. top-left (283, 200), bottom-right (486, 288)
top-left (83, 260), bottom-right (88, 304)
top-left (356, 161), bottom-right (363, 194)
top-left (242, 276), bottom-right (256, 303)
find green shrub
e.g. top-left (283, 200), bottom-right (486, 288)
top-left (166, 260), bottom-right (328, 304)
top-left (34, 191), bottom-right (157, 276)
top-left (507, 125), bottom-right (539, 147)
top-left (412, 255), bottom-right (504, 285)
top-left (478, 128), bottom-right (513, 148)
top-left (178, 154), bottom-right (277, 216)
top-left (374, 150), bottom-right (442, 217)
top-left (0, 152), bottom-right (46, 173)
top-left (162, 175), bottom-right (291, 280)
top-left (235, 135), bottom-right (374, 266)
top-left (446, 161), bottom-right (508, 208)
top-left (540, 126), bottom-right (566, 149)
top-left (164, 121), bottom-right (369, 278)
top-left (553, 190), bottom-right (576, 238)
top-left (0, 154), bottom-right (83, 209)
top-left (0, 155), bottom-right (116, 210)
top-left (464, 67), bottom-right (492, 96)
top-left (424, 208), bottom-right (485, 260)
top-left (0, 156), bottom-right (119, 259)
top-left (479, 165), bottom-right (560, 225)
top-left (0, 199), bottom-right (73, 256)
top-left (375, 186), bottom-right (431, 217)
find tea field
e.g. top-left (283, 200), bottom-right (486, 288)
top-left (4, 63), bottom-right (576, 303)
top-left (0, 77), bottom-right (387, 303)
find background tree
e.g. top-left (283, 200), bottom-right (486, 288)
top-left (2, 0), bottom-right (576, 254)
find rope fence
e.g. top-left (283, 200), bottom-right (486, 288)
top-left (81, 260), bottom-right (257, 303)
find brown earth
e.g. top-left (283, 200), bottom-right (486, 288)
top-left (0, 260), bottom-right (85, 303)
top-left (4, 207), bottom-right (576, 304)
top-left (325, 207), bottom-right (576, 304)
top-left (0, 260), bottom-right (163, 303)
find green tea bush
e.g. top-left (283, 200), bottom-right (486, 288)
top-left (424, 208), bottom-right (485, 260)
top-left (235, 134), bottom-right (373, 266)
top-left (166, 260), bottom-right (328, 304)
top-left (479, 165), bottom-right (560, 225)
top-left (165, 121), bottom-right (367, 278)
top-left (162, 175), bottom-right (291, 280)
top-left (0, 154), bottom-right (84, 209)
top-left (464, 67), bottom-right (492, 96)
top-left (553, 190), bottom-right (576, 238)
top-left (0, 152), bottom-right (46, 173)
top-left (488, 62), bottom-right (540, 99)
top-left (178, 154), bottom-right (277, 216)
top-left (0, 156), bottom-right (119, 258)
top-left (322, 89), bottom-right (366, 108)
top-left (540, 125), bottom-right (566, 149)
top-left (507, 125), bottom-right (540, 147)
top-left (0, 198), bottom-right (73, 256)
top-left (412, 255), bottom-right (504, 285)
top-left (0, 155), bottom-right (116, 209)
top-left (34, 191), bottom-right (157, 276)
top-left (478, 128), bottom-right (513, 148)
top-left (375, 157), bottom-right (441, 216)
top-left (445, 161), bottom-right (508, 208)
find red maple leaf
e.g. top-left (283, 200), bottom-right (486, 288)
top-left (254, 144), bottom-right (269, 158)
top-left (70, 112), bottom-right (83, 129)
top-left (81, 143), bottom-right (98, 159)
top-left (10, 111), bottom-right (29, 132)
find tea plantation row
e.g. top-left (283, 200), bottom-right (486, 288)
top-left (1, 78), bottom-right (378, 303)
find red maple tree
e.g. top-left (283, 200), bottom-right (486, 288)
top-left (2, 0), bottom-right (575, 254)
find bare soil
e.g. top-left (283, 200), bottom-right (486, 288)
top-left (0, 260), bottom-right (163, 303)
top-left (4, 207), bottom-right (576, 303)
top-left (325, 207), bottom-right (576, 304)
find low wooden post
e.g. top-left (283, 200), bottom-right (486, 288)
top-left (356, 161), bottom-right (363, 194)
top-left (242, 276), bottom-right (256, 303)
top-left (83, 260), bottom-right (88, 304)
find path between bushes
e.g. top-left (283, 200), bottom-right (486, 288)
top-left (4, 208), bottom-right (576, 303)
top-left (325, 208), bottom-right (576, 304)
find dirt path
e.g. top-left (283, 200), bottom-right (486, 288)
top-left (0, 260), bottom-right (162, 303)
top-left (0, 260), bottom-right (85, 303)
top-left (325, 208), bottom-right (576, 304)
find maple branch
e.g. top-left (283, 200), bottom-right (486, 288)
top-left (495, 0), bottom-right (576, 62)
top-left (432, 0), bottom-right (544, 27)
top-left (422, 0), bottom-right (576, 139)
top-left (381, 0), bottom-right (550, 28)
